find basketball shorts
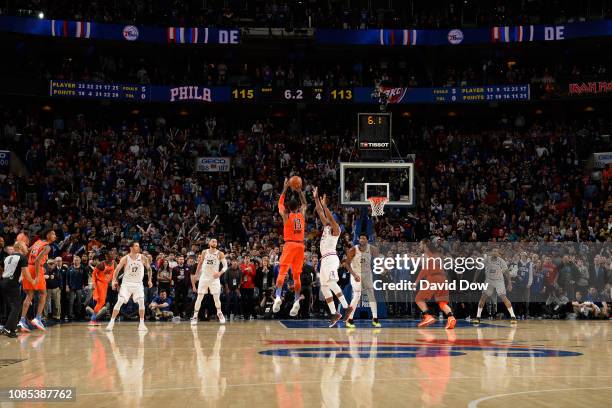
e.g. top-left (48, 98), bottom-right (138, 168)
top-left (198, 278), bottom-right (221, 295)
top-left (119, 282), bottom-right (145, 301)
top-left (320, 256), bottom-right (340, 285)
top-left (484, 279), bottom-right (506, 296)
top-left (350, 272), bottom-right (373, 292)
top-left (415, 274), bottom-right (449, 302)
top-left (22, 266), bottom-right (46, 291)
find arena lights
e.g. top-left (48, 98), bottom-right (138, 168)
top-left (38, 12), bottom-right (44, 19)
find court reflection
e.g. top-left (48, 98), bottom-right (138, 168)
top-left (191, 325), bottom-right (227, 403)
top-left (415, 329), bottom-right (453, 407)
top-left (105, 331), bottom-right (145, 406)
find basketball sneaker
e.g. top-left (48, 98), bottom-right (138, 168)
top-left (1, 328), bottom-right (17, 338)
top-left (471, 317), bottom-right (481, 325)
top-left (329, 312), bottom-right (342, 328)
top-left (272, 297), bottom-right (282, 313)
top-left (217, 311), bottom-right (226, 324)
top-left (289, 301), bottom-right (300, 317)
top-left (105, 320), bottom-right (114, 331)
top-left (138, 322), bottom-right (148, 332)
top-left (89, 320), bottom-right (100, 327)
top-left (510, 317), bottom-right (518, 325)
top-left (31, 317), bottom-right (47, 332)
top-left (445, 316), bottom-right (457, 330)
top-left (17, 318), bottom-right (31, 333)
top-left (190, 316), bottom-right (198, 326)
top-left (345, 319), bottom-right (356, 329)
top-left (372, 319), bottom-right (381, 328)
top-left (417, 314), bottom-right (436, 328)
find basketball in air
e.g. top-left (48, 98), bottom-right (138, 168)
top-left (288, 176), bottom-right (302, 191)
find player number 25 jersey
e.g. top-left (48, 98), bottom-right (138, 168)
top-left (200, 249), bottom-right (220, 280)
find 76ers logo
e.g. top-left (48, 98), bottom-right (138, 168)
top-left (123, 25), bottom-right (139, 41)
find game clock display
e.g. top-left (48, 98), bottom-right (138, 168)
top-left (358, 113), bottom-right (391, 150)
top-left (230, 87), bottom-right (354, 103)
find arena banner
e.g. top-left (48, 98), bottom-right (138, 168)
top-left (0, 150), bottom-right (10, 173)
top-left (593, 152), bottom-right (612, 168)
top-left (196, 157), bottom-right (230, 172)
top-left (317, 19), bottom-right (612, 46)
top-left (0, 15), bottom-right (240, 45)
top-left (568, 80), bottom-right (612, 96)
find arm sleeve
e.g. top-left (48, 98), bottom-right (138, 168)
top-left (278, 193), bottom-right (286, 214)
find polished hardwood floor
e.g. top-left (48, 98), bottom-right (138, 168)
top-left (0, 319), bottom-right (610, 407)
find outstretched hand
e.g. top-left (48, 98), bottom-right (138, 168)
top-left (321, 194), bottom-right (328, 207)
top-left (313, 186), bottom-right (318, 198)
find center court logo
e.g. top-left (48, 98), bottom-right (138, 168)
top-left (259, 340), bottom-right (582, 359)
top-left (447, 29), bottom-right (464, 44)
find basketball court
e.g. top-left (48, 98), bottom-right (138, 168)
top-left (0, 320), bottom-right (609, 407)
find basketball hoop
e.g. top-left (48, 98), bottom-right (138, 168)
top-left (367, 196), bottom-right (389, 217)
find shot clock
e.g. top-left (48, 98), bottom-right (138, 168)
top-left (358, 113), bottom-right (391, 151)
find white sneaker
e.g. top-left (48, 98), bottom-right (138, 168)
top-left (290, 301), bottom-right (300, 317)
top-left (190, 316), bottom-right (198, 326)
top-left (272, 297), bottom-right (282, 313)
top-left (138, 322), bottom-right (148, 332)
top-left (217, 312), bottom-right (226, 324)
top-left (105, 321), bottom-right (114, 331)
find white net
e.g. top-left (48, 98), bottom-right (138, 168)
top-left (367, 197), bottom-right (389, 217)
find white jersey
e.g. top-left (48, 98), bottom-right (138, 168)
top-left (200, 249), bottom-right (220, 280)
top-left (320, 225), bottom-right (339, 255)
top-left (123, 254), bottom-right (145, 284)
top-left (350, 244), bottom-right (372, 276)
top-left (485, 256), bottom-right (507, 281)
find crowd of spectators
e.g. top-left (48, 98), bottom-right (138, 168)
top-left (4, 34), bottom-right (611, 91)
top-left (0, 105), bottom-right (610, 323)
top-left (4, 0), bottom-right (612, 29)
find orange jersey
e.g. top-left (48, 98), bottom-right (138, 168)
top-left (284, 213), bottom-right (305, 242)
top-left (28, 240), bottom-right (49, 270)
top-left (94, 261), bottom-right (115, 284)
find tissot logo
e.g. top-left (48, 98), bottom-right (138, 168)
top-left (361, 142), bottom-right (390, 148)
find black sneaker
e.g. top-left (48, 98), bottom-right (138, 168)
top-left (510, 317), bottom-right (518, 325)
top-left (1, 328), bottom-right (17, 338)
top-left (328, 312), bottom-right (342, 328)
top-left (472, 317), bottom-right (481, 325)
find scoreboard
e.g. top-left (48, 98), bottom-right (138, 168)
top-left (48, 81), bottom-right (530, 105)
top-left (358, 113), bottom-right (391, 151)
top-left (50, 81), bottom-right (150, 101)
top-left (230, 87), bottom-right (354, 103)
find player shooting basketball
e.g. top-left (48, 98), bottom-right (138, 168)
top-left (273, 176), bottom-right (308, 317)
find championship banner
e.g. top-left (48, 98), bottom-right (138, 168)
top-left (196, 157), bottom-right (230, 172)
top-left (0, 15), bottom-right (240, 45)
top-left (593, 152), bottom-right (612, 168)
top-left (0, 150), bottom-right (10, 173)
top-left (317, 19), bottom-right (612, 46)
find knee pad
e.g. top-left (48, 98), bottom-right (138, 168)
top-left (136, 297), bottom-right (145, 310)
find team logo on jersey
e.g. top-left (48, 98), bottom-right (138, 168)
top-left (447, 29), bottom-right (464, 44)
top-left (122, 25), bottom-right (139, 41)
